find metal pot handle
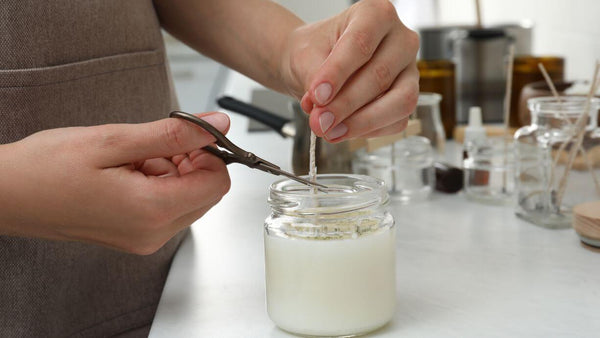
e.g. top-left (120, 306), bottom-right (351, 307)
top-left (217, 96), bottom-right (292, 137)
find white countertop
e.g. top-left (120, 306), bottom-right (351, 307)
top-left (149, 72), bottom-right (600, 338)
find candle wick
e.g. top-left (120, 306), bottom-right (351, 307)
top-left (309, 130), bottom-right (318, 194)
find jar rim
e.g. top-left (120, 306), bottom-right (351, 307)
top-left (359, 135), bottom-right (432, 156)
top-left (527, 96), bottom-right (600, 115)
top-left (268, 174), bottom-right (388, 216)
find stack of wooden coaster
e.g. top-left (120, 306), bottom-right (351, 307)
top-left (573, 201), bottom-right (600, 248)
top-left (347, 119), bottom-right (422, 153)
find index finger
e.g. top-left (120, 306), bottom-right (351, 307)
top-left (303, 1), bottom-right (397, 109)
top-left (93, 112), bottom-right (230, 167)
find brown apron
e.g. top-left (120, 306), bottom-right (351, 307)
top-left (0, 1), bottom-right (186, 337)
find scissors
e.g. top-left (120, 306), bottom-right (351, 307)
top-left (169, 111), bottom-right (328, 191)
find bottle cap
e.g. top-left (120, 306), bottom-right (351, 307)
top-left (468, 107), bottom-right (483, 127)
top-left (464, 106), bottom-right (486, 145)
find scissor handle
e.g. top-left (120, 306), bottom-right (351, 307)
top-left (169, 110), bottom-right (328, 191)
top-left (170, 111), bottom-right (274, 169)
top-left (169, 111), bottom-right (246, 155)
top-left (202, 145), bottom-right (236, 165)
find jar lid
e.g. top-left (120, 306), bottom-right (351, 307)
top-left (268, 174), bottom-right (388, 216)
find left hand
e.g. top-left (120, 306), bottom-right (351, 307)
top-left (280, 0), bottom-right (419, 142)
top-left (0, 112), bottom-right (231, 254)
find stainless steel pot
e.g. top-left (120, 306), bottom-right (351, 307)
top-left (453, 28), bottom-right (513, 123)
top-left (419, 23), bottom-right (532, 124)
top-left (217, 96), bottom-right (353, 175)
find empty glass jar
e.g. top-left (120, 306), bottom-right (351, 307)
top-left (352, 136), bottom-right (435, 204)
top-left (514, 96), bottom-right (600, 228)
top-left (264, 174), bottom-right (396, 337)
top-left (463, 136), bottom-right (516, 205)
top-left (413, 92), bottom-right (446, 153)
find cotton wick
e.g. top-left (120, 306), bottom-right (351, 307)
top-left (309, 130), bottom-right (318, 193)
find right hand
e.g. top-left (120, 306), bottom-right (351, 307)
top-left (280, 0), bottom-right (419, 142)
top-left (0, 112), bottom-right (231, 255)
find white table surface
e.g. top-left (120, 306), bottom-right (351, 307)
top-left (149, 72), bottom-right (600, 338)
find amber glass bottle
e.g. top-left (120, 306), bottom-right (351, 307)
top-left (417, 60), bottom-right (456, 138)
top-left (510, 56), bottom-right (564, 128)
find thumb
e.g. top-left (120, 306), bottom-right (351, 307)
top-left (93, 112), bottom-right (230, 167)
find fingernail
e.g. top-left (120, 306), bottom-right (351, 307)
top-left (325, 123), bottom-right (348, 140)
top-left (201, 113), bottom-right (229, 132)
top-left (314, 83), bottom-right (332, 105)
top-left (319, 112), bottom-right (335, 133)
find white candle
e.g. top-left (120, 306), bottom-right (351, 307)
top-left (264, 226), bottom-right (396, 336)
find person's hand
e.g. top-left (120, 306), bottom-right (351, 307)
top-left (281, 0), bottom-right (419, 142)
top-left (0, 112), bottom-right (231, 254)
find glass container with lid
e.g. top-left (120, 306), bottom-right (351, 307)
top-left (514, 96), bottom-right (600, 228)
top-left (264, 174), bottom-right (396, 337)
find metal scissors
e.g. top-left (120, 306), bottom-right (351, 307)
top-left (169, 111), bottom-right (328, 191)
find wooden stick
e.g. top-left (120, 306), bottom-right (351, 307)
top-left (556, 61), bottom-right (600, 207)
top-left (475, 0), bottom-right (482, 28)
top-left (503, 44), bottom-right (515, 137)
top-left (543, 61), bottom-right (574, 191)
top-left (539, 62), bottom-right (600, 197)
top-left (500, 44), bottom-right (515, 193)
top-left (538, 63), bottom-right (561, 101)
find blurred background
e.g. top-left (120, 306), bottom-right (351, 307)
top-left (163, 0), bottom-right (600, 124)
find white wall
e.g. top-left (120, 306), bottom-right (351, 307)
top-left (275, 0), bottom-right (349, 23)
top-left (274, 0), bottom-right (600, 80)
top-left (393, 0), bottom-right (437, 30)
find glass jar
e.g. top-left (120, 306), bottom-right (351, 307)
top-left (352, 136), bottom-right (435, 204)
top-left (264, 174), bottom-right (396, 337)
top-left (463, 136), bottom-right (516, 205)
top-left (514, 96), bottom-right (600, 228)
top-left (518, 80), bottom-right (574, 126)
top-left (413, 92), bottom-right (446, 153)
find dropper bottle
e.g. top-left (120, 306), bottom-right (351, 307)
top-left (433, 108), bottom-right (486, 194)
top-left (462, 106), bottom-right (487, 160)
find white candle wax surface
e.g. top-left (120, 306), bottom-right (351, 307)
top-left (264, 226), bottom-right (396, 337)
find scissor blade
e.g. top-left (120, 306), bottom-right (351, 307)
top-left (265, 166), bottom-right (329, 191)
top-left (169, 112), bottom-right (329, 191)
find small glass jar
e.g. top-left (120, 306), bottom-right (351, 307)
top-left (352, 136), bottom-right (435, 204)
top-left (463, 136), bottom-right (516, 205)
top-left (514, 96), bottom-right (600, 228)
top-left (413, 92), bottom-right (446, 153)
top-left (264, 174), bottom-right (396, 337)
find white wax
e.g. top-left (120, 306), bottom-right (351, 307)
top-left (264, 227), bottom-right (396, 336)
